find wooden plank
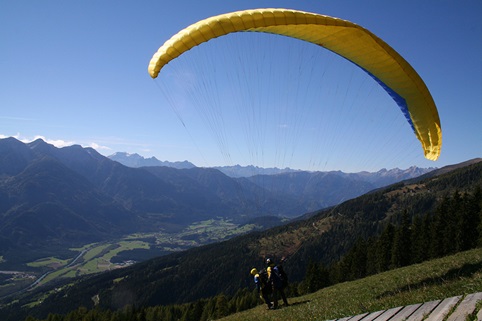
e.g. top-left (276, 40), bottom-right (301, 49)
top-left (425, 296), bottom-right (462, 321)
top-left (358, 309), bottom-right (384, 321)
top-left (348, 312), bottom-right (369, 321)
top-left (391, 303), bottom-right (422, 320)
top-left (373, 306), bottom-right (403, 321)
top-left (323, 292), bottom-right (482, 321)
top-left (405, 300), bottom-right (441, 321)
top-left (446, 292), bottom-right (482, 321)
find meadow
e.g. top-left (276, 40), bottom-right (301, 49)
top-left (219, 248), bottom-right (482, 321)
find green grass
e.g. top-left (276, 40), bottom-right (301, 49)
top-left (219, 248), bottom-right (482, 321)
top-left (27, 257), bottom-right (70, 268)
top-left (34, 241), bottom-right (150, 286)
top-left (69, 243), bottom-right (98, 251)
top-left (82, 244), bottom-right (111, 261)
top-left (40, 268), bottom-right (72, 284)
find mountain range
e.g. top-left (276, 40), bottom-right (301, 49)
top-left (108, 151), bottom-right (434, 181)
top-left (0, 137), bottom-right (433, 266)
top-left (109, 149), bottom-right (435, 213)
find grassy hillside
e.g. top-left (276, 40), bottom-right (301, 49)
top-left (219, 248), bottom-right (482, 321)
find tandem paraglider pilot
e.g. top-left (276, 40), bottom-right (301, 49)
top-left (266, 258), bottom-right (289, 308)
top-left (250, 267), bottom-right (273, 310)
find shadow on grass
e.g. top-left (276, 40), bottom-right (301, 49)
top-left (376, 261), bottom-right (482, 299)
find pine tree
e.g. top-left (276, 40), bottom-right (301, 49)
top-left (180, 301), bottom-right (204, 321)
top-left (430, 197), bottom-right (448, 258)
top-left (391, 210), bottom-right (411, 268)
top-left (145, 306), bottom-right (162, 321)
top-left (214, 294), bottom-right (229, 319)
top-left (365, 236), bottom-right (378, 276)
top-left (348, 238), bottom-right (368, 280)
top-left (445, 191), bottom-right (462, 254)
top-left (376, 223), bottom-right (395, 272)
top-left (46, 313), bottom-right (63, 321)
top-left (200, 297), bottom-right (215, 321)
top-left (476, 186), bottom-right (482, 247)
top-left (410, 215), bottom-right (425, 264)
top-left (299, 259), bottom-right (318, 294)
top-left (457, 190), bottom-right (481, 251)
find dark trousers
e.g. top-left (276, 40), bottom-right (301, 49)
top-left (261, 288), bottom-right (272, 308)
top-left (272, 287), bottom-right (288, 308)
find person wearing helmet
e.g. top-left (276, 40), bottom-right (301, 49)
top-left (266, 258), bottom-right (289, 308)
top-left (250, 267), bottom-right (273, 310)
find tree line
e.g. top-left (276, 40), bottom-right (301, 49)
top-left (23, 288), bottom-right (259, 321)
top-left (299, 187), bottom-right (482, 293)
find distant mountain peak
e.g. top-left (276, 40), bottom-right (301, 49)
top-left (27, 138), bottom-right (50, 149)
top-left (110, 152), bottom-right (140, 157)
top-left (108, 152), bottom-right (196, 169)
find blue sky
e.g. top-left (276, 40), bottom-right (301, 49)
top-left (1, 1), bottom-right (481, 172)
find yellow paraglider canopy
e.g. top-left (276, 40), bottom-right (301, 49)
top-left (148, 8), bottom-right (441, 161)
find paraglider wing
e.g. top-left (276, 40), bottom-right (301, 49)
top-left (148, 8), bottom-right (441, 161)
